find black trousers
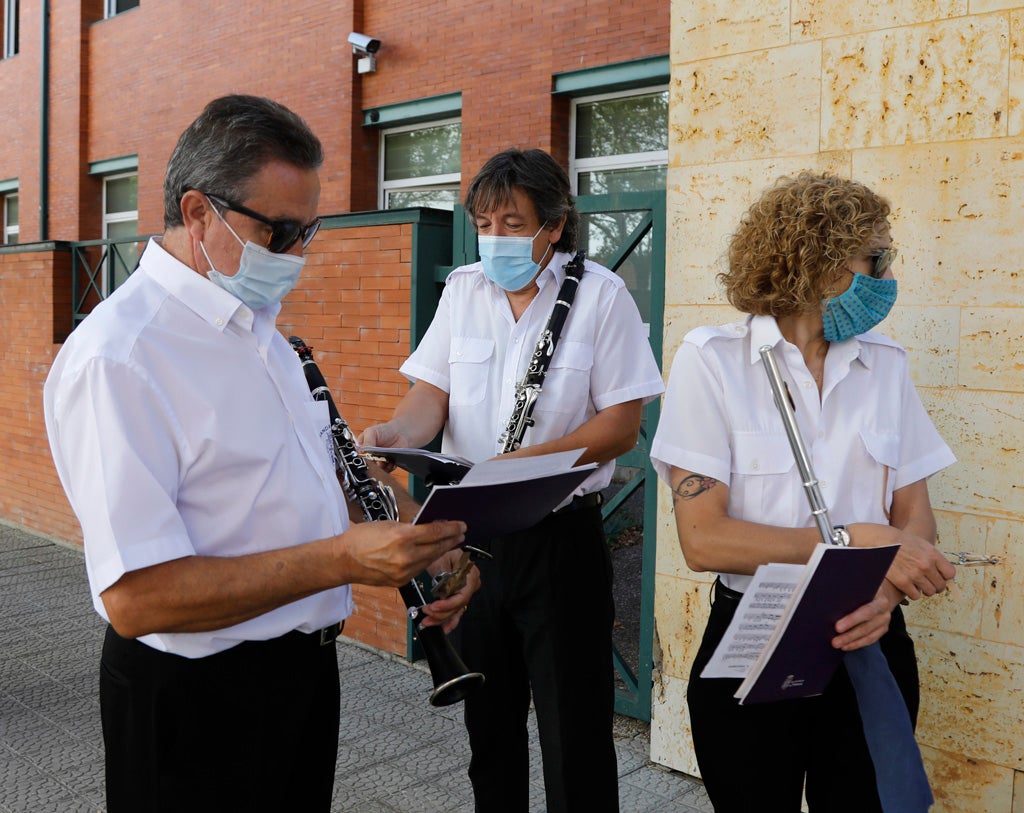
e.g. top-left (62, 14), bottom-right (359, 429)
top-left (687, 582), bottom-right (919, 813)
top-left (455, 503), bottom-right (619, 812)
top-left (100, 625), bottom-right (341, 812)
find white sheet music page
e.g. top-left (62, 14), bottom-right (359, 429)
top-left (700, 563), bottom-right (805, 679)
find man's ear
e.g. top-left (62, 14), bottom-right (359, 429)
top-left (180, 190), bottom-right (212, 242)
top-left (546, 215), bottom-right (566, 247)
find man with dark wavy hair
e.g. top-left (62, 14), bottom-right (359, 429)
top-left (363, 148), bottom-right (664, 811)
top-left (44, 94), bottom-right (473, 811)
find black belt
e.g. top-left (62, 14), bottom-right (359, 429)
top-left (307, 620), bottom-right (344, 646)
top-left (552, 492), bottom-right (603, 516)
top-left (713, 577), bottom-right (743, 604)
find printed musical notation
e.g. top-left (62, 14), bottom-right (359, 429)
top-left (700, 564), bottom-right (804, 679)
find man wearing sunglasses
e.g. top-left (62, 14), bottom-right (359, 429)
top-left (43, 94), bottom-right (475, 812)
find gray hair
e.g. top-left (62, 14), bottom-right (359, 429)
top-left (163, 95), bottom-right (324, 229)
top-left (464, 149), bottom-right (579, 253)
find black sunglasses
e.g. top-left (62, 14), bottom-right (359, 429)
top-left (867, 248), bottom-right (897, 279)
top-left (204, 193), bottom-right (321, 254)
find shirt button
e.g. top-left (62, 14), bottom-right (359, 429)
top-left (513, 338), bottom-right (520, 344)
top-left (215, 317), bottom-right (224, 326)
top-left (751, 461), bottom-right (760, 471)
top-left (821, 480), bottom-right (829, 489)
top-left (803, 380), bottom-right (813, 388)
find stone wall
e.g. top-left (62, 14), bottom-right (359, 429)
top-left (656, 3), bottom-right (1024, 810)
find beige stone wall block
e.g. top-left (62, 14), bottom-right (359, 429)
top-left (1011, 10), bottom-right (1024, 135)
top-left (975, 0), bottom-right (1024, 14)
top-left (650, 672), bottom-right (701, 777)
top-left (854, 138), bottom-right (1024, 308)
top-left (921, 388), bottom-right (1024, 518)
top-left (916, 628), bottom-right (1024, 769)
top-left (821, 17), bottom-right (1009, 150)
top-left (791, 0), bottom-right (965, 42)
top-left (669, 44), bottom-right (821, 166)
top-left (904, 511), bottom-right (989, 636)
top-left (666, 155), bottom-right (851, 307)
top-left (882, 305), bottom-right (959, 388)
top-left (654, 572), bottom-right (711, 678)
top-left (662, 304), bottom-right (741, 368)
top-left (671, 0), bottom-right (790, 62)
top-left (655, 481), bottom-right (693, 580)
top-left (960, 308), bottom-right (1024, 393)
top-left (980, 519), bottom-right (1024, 645)
top-left (921, 745), bottom-right (1015, 813)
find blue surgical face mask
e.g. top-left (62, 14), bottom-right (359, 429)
top-left (822, 273), bottom-right (898, 342)
top-left (478, 223), bottom-right (549, 292)
top-left (202, 203), bottom-right (305, 311)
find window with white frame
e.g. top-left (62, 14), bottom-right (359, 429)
top-left (570, 87), bottom-right (668, 196)
top-left (570, 87), bottom-right (668, 326)
top-left (3, 0), bottom-right (18, 58)
top-left (105, 0), bottom-right (138, 18)
top-left (3, 193), bottom-right (18, 245)
top-left (103, 173), bottom-right (139, 292)
top-left (379, 119), bottom-right (461, 211)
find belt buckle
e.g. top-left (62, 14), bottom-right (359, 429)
top-left (319, 622), bottom-right (341, 646)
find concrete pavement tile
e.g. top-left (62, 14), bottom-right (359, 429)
top-left (332, 761), bottom-right (421, 797)
top-left (379, 778), bottom-right (474, 813)
top-left (619, 780), bottom-right (675, 812)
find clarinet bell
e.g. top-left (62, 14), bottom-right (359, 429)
top-left (416, 625), bottom-right (485, 707)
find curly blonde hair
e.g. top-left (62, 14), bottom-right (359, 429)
top-left (719, 171), bottom-right (891, 316)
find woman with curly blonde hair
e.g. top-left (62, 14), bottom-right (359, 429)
top-left (651, 171), bottom-right (956, 811)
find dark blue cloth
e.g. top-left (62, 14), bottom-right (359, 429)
top-left (846, 644), bottom-right (933, 812)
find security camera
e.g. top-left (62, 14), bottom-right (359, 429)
top-left (348, 32), bottom-right (381, 55)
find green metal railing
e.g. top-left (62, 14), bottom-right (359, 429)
top-left (70, 235), bottom-right (149, 327)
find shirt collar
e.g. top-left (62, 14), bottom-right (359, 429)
top-left (140, 237), bottom-right (279, 333)
top-left (747, 313), bottom-right (872, 370)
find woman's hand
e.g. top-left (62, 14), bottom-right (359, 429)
top-left (832, 586), bottom-right (893, 651)
top-left (847, 522), bottom-right (956, 600)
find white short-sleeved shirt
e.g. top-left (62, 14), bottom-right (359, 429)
top-left (43, 238), bottom-right (353, 658)
top-left (401, 251), bottom-right (664, 497)
top-left (650, 314), bottom-right (955, 593)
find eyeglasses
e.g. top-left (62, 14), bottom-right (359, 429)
top-left (204, 193), bottom-right (321, 254)
top-left (867, 247), bottom-right (897, 279)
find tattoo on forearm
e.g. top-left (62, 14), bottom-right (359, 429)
top-left (672, 474), bottom-right (718, 504)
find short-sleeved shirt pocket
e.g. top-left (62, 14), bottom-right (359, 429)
top-left (730, 431), bottom-right (800, 523)
top-left (857, 430), bottom-right (900, 518)
top-left (536, 340), bottom-right (594, 416)
top-left (449, 337), bottom-right (495, 407)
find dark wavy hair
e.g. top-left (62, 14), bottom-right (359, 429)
top-left (163, 95), bottom-right (323, 229)
top-left (464, 148), bottom-right (579, 252)
top-left (719, 171), bottom-right (891, 316)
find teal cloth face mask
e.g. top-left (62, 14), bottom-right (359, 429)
top-left (822, 273), bottom-right (898, 342)
top-left (478, 223), bottom-right (548, 292)
top-left (202, 203), bottom-right (305, 311)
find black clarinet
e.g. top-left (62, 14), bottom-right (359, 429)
top-left (499, 250), bottom-right (586, 452)
top-left (289, 336), bottom-right (484, 706)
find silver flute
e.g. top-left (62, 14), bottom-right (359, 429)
top-left (758, 345), bottom-right (846, 547)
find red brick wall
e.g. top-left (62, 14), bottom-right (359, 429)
top-left (0, 1), bottom-right (667, 243)
top-left (0, 245), bottom-right (80, 541)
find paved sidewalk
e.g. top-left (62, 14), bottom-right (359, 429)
top-left (0, 522), bottom-right (710, 813)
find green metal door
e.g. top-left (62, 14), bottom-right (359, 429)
top-left (575, 191), bottom-right (665, 721)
